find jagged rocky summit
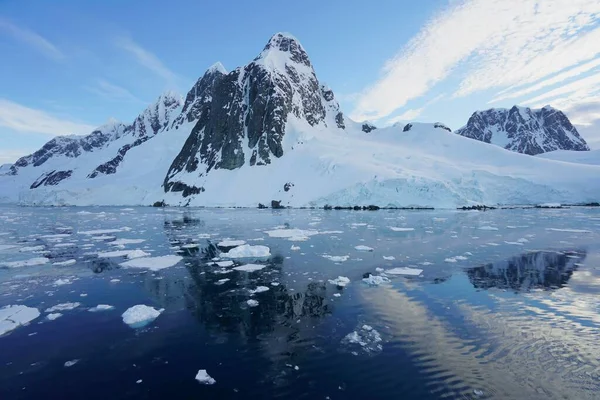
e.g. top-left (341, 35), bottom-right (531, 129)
top-left (455, 105), bottom-right (589, 155)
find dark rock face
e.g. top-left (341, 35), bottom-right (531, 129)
top-left (455, 105), bottom-right (590, 155)
top-left (434, 123), bottom-right (451, 132)
top-left (271, 200), bottom-right (284, 209)
top-left (30, 170), bottom-right (73, 189)
top-left (362, 122), bottom-right (377, 133)
top-left (403, 124), bottom-right (413, 132)
top-left (163, 33), bottom-right (344, 196)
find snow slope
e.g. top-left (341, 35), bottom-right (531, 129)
top-left (0, 33), bottom-right (599, 208)
top-left (537, 149), bottom-right (600, 166)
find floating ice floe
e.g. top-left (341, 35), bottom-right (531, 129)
top-left (121, 305), bottom-right (163, 328)
top-left (120, 255), bottom-right (183, 271)
top-left (52, 259), bottom-right (77, 266)
top-left (478, 226), bottom-right (499, 231)
top-left (88, 304), bottom-right (115, 312)
top-left (215, 278), bottom-right (230, 285)
top-left (180, 243), bottom-right (199, 249)
top-left (249, 286), bottom-right (269, 294)
top-left (328, 276), bottom-right (351, 287)
top-left (53, 278), bottom-right (72, 286)
top-left (110, 238), bottom-right (146, 246)
top-left (97, 249), bottom-right (150, 259)
top-left (64, 360), bottom-right (79, 367)
top-left (40, 234), bottom-right (71, 239)
top-left (47, 313), bottom-right (62, 320)
top-left (195, 369), bottom-right (216, 385)
top-left (386, 267), bottom-right (422, 276)
top-left (222, 245), bottom-right (270, 259)
top-left (354, 245), bottom-right (374, 252)
top-left (19, 245), bottom-right (45, 252)
top-left (0, 305), bottom-right (40, 336)
top-left (246, 299), bottom-right (259, 307)
top-left (110, 279), bottom-right (121, 283)
top-left (444, 257), bottom-right (458, 263)
top-left (264, 228), bottom-right (319, 239)
top-left (0, 244), bottom-right (18, 251)
top-left (78, 228), bottom-right (126, 235)
top-left (232, 264), bottom-right (266, 272)
top-left (213, 260), bottom-right (234, 267)
top-left (389, 227), bottom-right (414, 232)
top-left (546, 228), bottom-right (592, 233)
top-left (504, 241), bottom-right (524, 246)
top-left (383, 256), bottom-right (395, 260)
top-left (2, 257), bottom-right (49, 268)
top-left (322, 255), bottom-right (350, 262)
top-left (341, 325), bottom-right (383, 355)
top-left (290, 245), bottom-right (300, 251)
top-left (362, 274), bottom-right (390, 286)
top-left (217, 240), bottom-right (246, 247)
top-left (45, 302), bottom-right (81, 312)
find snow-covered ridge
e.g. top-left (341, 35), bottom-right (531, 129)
top-left (0, 33), bottom-right (599, 208)
top-left (455, 105), bottom-right (589, 155)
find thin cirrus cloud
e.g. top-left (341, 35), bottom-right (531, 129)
top-left (86, 79), bottom-right (146, 104)
top-left (0, 18), bottom-right (64, 61)
top-left (115, 36), bottom-right (181, 86)
top-left (0, 98), bottom-right (96, 137)
top-left (350, 0), bottom-right (600, 122)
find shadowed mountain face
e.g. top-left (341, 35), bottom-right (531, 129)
top-left (456, 106), bottom-right (589, 155)
top-left (466, 250), bottom-right (585, 292)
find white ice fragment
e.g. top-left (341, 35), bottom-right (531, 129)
top-left (246, 299), bottom-right (259, 307)
top-left (2, 257), bottom-right (49, 268)
top-left (354, 245), bottom-right (374, 252)
top-left (52, 259), bottom-right (77, 266)
top-left (88, 304), bottom-right (115, 312)
top-left (478, 226), bottom-right (499, 231)
top-left (110, 279), bottom-right (121, 283)
top-left (362, 275), bottom-right (390, 286)
top-left (271, 282), bottom-right (280, 286)
top-left (249, 286), bottom-right (269, 294)
top-left (19, 245), bottom-right (45, 252)
top-left (232, 264), bottom-right (266, 272)
top-left (53, 278), bottom-right (72, 286)
top-left (47, 313), bottom-right (62, 320)
top-left (389, 227), bottom-right (414, 232)
top-left (264, 228), bottom-right (319, 239)
top-left (121, 305), bottom-right (163, 328)
top-left (217, 240), bottom-right (246, 247)
top-left (222, 244), bottom-right (270, 258)
top-left (213, 260), bottom-right (234, 267)
top-left (110, 238), bottom-right (146, 246)
top-left (97, 249), bottom-right (150, 259)
top-left (290, 245), bottom-right (300, 251)
top-left (386, 267), bottom-right (422, 276)
top-left (78, 229), bottom-right (125, 235)
top-left (322, 255), bottom-right (350, 262)
top-left (546, 228), bottom-right (592, 233)
top-left (120, 255), bottom-right (183, 271)
top-left (181, 243), bottom-right (199, 249)
top-left (46, 302), bottom-right (81, 312)
top-left (328, 276), bottom-right (351, 287)
top-left (195, 369), bottom-right (216, 385)
top-left (0, 305), bottom-right (40, 335)
top-left (382, 256), bottom-right (395, 260)
top-left (444, 257), bottom-right (457, 263)
top-left (64, 360), bottom-right (79, 367)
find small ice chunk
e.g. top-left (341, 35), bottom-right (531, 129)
top-left (78, 229), bottom-right (125, 235)
top-left (110, 279), bottom-right (121, 283)
top-left (322, 255), bottom-right (350, 262)
top-left (110, 238), bottom-right (145, 246)
top-left (362, 275), bottom-right (390, 286)
top-left (217, 240), bottom-right (246, 247)
top-left (444, 257), bottom-right (457, 263)
top-left (121, 305), bottom-right (163, 328)
top-left (181, 243), bottom-right (199, 249)
top-left (249, 286), bottom-right (269, 294)
top-left (333, 293), bottom-right (341, 297)
top-left (2, 257), bottom-right (49, 268)
top-left (47, 313), bottom-right (62, 320)
top-left (271, 282), bottom-right (280, 286)
top-left (53, 278), bottom-right (72, 286)
top-left (386, 267), bottom-right (422, 276)
top-left (97, 249), bottom-right (150, 259)
top-left (64, 360), bottom-right (79, 367)
top-left (120, 255), bottom-right (183, 271)
top-left (354, 245), bottom-right (374, 252)
top-left (215, 278), bottom-right (230, 285)
top-left (222, 245), bottom-right (270, 258)
top-left (328, 276), bottom-right (351, 287)
top-left (0, 305), bottom-right (40, 335)
top-left (264, 228), bottom-right (319, 239)
top-left (195, 369), bottom-right (216, 385)
top-left (290, 245), bottom-right (300, 251)
top-left (88, 304), bottom-right (115, 312)
top-left (213, 260), bottom-right (234, 267)
top-left (382, 256), bottom-right (395, 260)
top-left (232, 264), bottom-right (266, 272)
top-left (389, 227), bottom-right (414, 232)
top-left (52, 259), bottom-right (76, 267)
top-left (19, 245), bottom-right (45, 252)
top-left (246, 299), bottom-right (259, 307)
top-left (546, 228), bottom-right (592, 233)
top-left (341, 324), bottom-right (383, 354)
top-left (46, 302), bottom-right (81, 312)
top-left (478, 226), bottom-right (499, 231)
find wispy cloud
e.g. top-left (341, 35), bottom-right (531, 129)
top-left (0, 18), bottom-right (64, 61)
top-left (351, 0), bottom-right (600, 122)
top-left (0, 149), bottom-right (35, 165)
top-left (0, 99), bottom-right (96, 136)
top-left (523, 72), bottom-right (600, 108)
top-left (386, 108), bottom-right (425, 125)
top-left (86, 79), bottom-right (145, 103)
top-left (116, 36), bottom-right (180, 85)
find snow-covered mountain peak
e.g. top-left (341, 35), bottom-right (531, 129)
top-left (255, 32), bottom-right (311, 69)
top-left (455, 105), bottom-right (589, 155)
top-left (206, 61), bottom-right (227, 75)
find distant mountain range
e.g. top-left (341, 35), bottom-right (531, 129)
top-left (0, 33), bottom-right (598, 207)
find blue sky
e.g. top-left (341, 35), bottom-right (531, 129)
top-left (1, 0), bottom-right (600, 164)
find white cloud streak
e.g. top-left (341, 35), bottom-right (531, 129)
top-left (0, 99), bottom-right (96, 136)
top-left (116, 36), bottom-right (179, 84)
top-left (86, 79), bottom-right (145, 103)
top-left (351, 0), bottom-right (600, 122)
top-left (0, 18), bottom-right (64, 61)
